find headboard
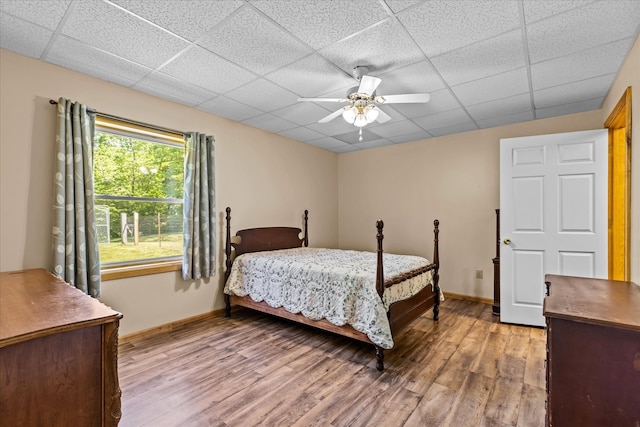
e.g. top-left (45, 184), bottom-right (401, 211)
top-left (224, 207), bottom-right (308, 279)
top-left (233, 226), bottom-right (306, 256)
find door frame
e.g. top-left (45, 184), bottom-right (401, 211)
top-left (604, 86), bottom-right (632, 281)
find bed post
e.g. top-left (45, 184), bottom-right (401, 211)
top-left (433, 219), bottom-right (440, 321)
top-left (375, 220), bottom-right (385, 299)
top-left (375, 346), bottom-right (384, 372)
top-left (375, 220), bottom-right (385, 371)
top-left (303, 209), bottom-right (309, 247)
top-left (224, 207), bottom-right (232, 317)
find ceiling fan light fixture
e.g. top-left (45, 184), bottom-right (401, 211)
top-left (364, 105), bottom-right (379, 123)
top-left (354, 113), bottom-right (368, 127)
top-left (342, 106), bottom-right (357, 124)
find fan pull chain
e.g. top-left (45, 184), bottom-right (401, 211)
top-left (359, 128), bottom-right (363, 142)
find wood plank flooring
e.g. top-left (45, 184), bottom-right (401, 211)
top-left (118, 298), bottom-right (546, 426)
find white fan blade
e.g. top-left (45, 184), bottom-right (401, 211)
top-left (318, 108), bottom-right (345, 123)
top-left (298, 97), bottom-right (346, 103)
top-left (379, 93), bottom-right (430, 104)
top-left (357, 75), bottom-right (382, 96)
top-left (376, 108), bottom-right (392, 123)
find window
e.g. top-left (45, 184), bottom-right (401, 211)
top-left (93, 116), bottom-right (184, 278)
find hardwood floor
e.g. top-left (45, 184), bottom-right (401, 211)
top-left (118, 298), bottom-right (546, 426)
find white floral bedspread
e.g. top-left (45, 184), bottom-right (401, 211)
top-left (224, 247), bottom-right (435, 349)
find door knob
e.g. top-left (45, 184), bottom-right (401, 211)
top-left (503, 238), bottom-right (511, 245)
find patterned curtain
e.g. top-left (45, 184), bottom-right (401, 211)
top-left (52, 98), bottom-right (101, 297)
top-left (182, 132), bottom-right (216, 280)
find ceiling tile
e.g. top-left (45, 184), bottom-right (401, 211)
top-left (466, 93), bottom-right (533, 121)
top-left (318, 18), bottom-right (424, 76)
top-left (388, 130), bottom-right (433, 144)
top-left (47, 35), bottom-right (152, 87)
top-left (452, 67), bottom-right (529, 106)
top-left (224, 78), bottom-right (299, 112)
top-left (305, 137), bottom-right (348, 150)
top-left (526, 0), bottom-right (640, 63)
top-left (133, 71), bottom-right (217, 107)
top-left (385, 1), bottom-right (423, 14)
top-left (398, 0), bottom-right (520, 57)
top-left (428, 121), bottom-right (479, 137)
top-left (531, 38), bottom-right (633, 90)
top-left (432, 29), bottom-right (525, 86)
top-left (250, 0), bottom-right (389, 50)
top-left (477, 110), bottom-right (534, 129)
top-left (110, 0), bottom-right (243, 42)
top-left (278, 126), bottom-right (326, 142)
top-left (413, 108), bottom-right (473, 131)
top-left (243, 113), bottom-right (297, 133)
top-left (331, 144), bottom-right (361, 153)
top-left (535, 97), bottom-right (604, 119)
top-left (198, 6), bottom-right (312, 75)
top-left (197, 95), bottom-right (263, 121)
top-left (160, 46), bottom-right (257, 94)
top-left (265, 54), bottom-right (355, 97)
top-left (354, 138), bottom-right (393, 149)
top-left (0, 0), bottom-right (71, 30)
top-left (533, 74), bottom-right (614, 108)
top-left (272, 102), bottom-right (334, 126)
top-left (388, 88), bottom-right (462, 119)
top-left (522, 0), bottom-right (595, 24)
top-left (369, 119), bottom-right (424, 139)
top-left (0, 13), bottom-right (52, 58)
top-left (333, 128), bottom-right (383, 144)
top-left (377, 60), bottom-right (446, 94)
top-left (61, 0), bottom-right (190, 69)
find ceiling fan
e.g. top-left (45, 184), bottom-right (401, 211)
top-left (297, 66), bottom-right (430, 141)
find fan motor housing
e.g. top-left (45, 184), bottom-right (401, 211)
top-left (346, 86), bottom-right (375, 100)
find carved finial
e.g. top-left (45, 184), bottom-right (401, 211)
top-left (434, 219), bottom-right (439, 228)
top-left (376, 220), bottom-right (384, 231)
top-left (226, 207), bottom-right (231, 214)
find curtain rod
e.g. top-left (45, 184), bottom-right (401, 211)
top-left (49, 99), bottom-right (185, 136)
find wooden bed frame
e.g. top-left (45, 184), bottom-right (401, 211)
top-left (223, 207), bottom-right (440, 371)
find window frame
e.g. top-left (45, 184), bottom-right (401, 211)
top-left (93, 115), bottom-right (185, 281)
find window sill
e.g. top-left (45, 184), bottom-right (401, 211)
top-left (101, 260), bottom-right (181, 281)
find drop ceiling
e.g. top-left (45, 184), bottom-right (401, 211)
top-left (1, 0), bottom-right (638, 153)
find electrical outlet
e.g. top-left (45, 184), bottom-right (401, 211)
top-left (475, 269), bottom-right (483, 279)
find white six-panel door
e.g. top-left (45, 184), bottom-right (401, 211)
top-left (500, 129), bottom-right (608, 327)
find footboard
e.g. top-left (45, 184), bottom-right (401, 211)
top-left (388, 284), bottom-right (438, 334)
top-left (382, 219), bottom-right (441, 342)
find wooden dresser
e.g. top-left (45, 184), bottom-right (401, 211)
top-left (0, 269), bottom-right (123, 426)
top-left (543, 274), bottom-right (640, 427)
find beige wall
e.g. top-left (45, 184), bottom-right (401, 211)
top-left (338, 110), bottom-right (604, 300)
top-left (0, 49), bottom-right (338, 335)
top-left (601, 35), bottom-right (640, 285)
